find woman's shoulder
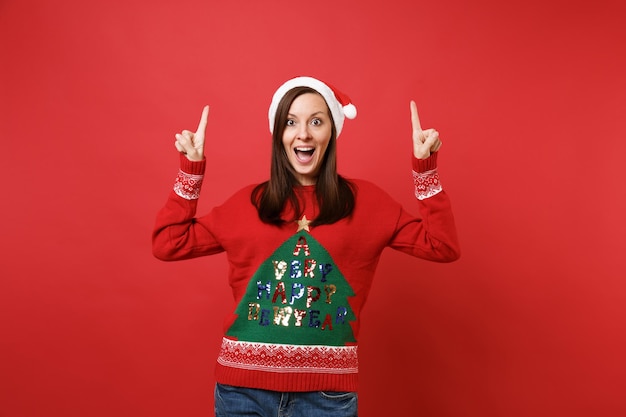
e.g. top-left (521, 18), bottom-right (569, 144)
top-left (341, 178), bottom-right (403, 222)
top-left (346, 178), bottom-right (400, 205)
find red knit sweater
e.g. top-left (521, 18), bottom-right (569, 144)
top-left (153, 153), bottom-right (460, 392)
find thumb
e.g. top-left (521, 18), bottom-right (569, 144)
top-left (422, 130), bottom-right (440, 152)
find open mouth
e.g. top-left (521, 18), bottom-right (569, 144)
top-left (294, 147), bottom-right (315, 163)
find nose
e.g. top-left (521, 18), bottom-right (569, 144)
top-left (296, 123), bottom-right (311, 140)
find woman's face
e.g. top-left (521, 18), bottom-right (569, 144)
top-left (282, 92), bottom-right (332, 185)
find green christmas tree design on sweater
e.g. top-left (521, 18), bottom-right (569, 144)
top-left (226, 222), bottom-right (357, 347)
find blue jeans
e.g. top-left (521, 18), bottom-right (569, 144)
top-left (214, 383), bottom-right (358, 417)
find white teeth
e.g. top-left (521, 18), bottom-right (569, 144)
top-left (295, 147), bottom-right (314, 151)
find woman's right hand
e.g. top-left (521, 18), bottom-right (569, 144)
top-left (174, 105), bottom-right (209, 161)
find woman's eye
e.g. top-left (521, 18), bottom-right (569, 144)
top-left (286, 119), bottom-right (295, 126)
top-left (311, 118), bottom-right (322, 126)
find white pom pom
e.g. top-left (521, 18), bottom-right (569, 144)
top-left (343, 103), bottom-right (357, 119)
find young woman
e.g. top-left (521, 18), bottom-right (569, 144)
top-left (153, 76), bottom-right (460, 416)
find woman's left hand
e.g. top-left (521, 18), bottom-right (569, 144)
top-left (410, 101), bottom-right (442, 159)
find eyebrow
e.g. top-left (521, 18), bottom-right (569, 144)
top-left (287, 111), bottom-right (326, 118)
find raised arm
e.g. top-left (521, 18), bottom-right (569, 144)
top-left (152, 105), bottom-right (225, 261)
top-left (387, 101), bottom-right (460, 262)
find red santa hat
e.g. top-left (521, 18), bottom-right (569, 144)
top-left (268, 76), bottom-right (357, 138)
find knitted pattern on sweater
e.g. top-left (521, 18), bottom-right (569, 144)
top-left (153, 153), bottom-right (460, 392)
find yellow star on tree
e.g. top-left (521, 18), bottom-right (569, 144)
top-left (296, 215), bottom-right (311, 232)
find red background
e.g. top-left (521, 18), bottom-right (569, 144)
top-left (1, 0), bottom-right (625, 416)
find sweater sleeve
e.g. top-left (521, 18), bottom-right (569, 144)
top-left (387, 152), bottom-right (461, 262)
top-left (152, 154), bottom-right (225, 261)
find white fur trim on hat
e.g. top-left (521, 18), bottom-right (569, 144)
top-left (268, 76), bottom-right (356, 138)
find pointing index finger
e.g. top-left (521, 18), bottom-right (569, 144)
top-left (196, 105), bottom-right (209, 135)
top-left (410, 100), bottom-right (422, 132)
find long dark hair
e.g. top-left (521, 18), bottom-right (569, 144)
top-left (251, 86), bottom-right (356, 227)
